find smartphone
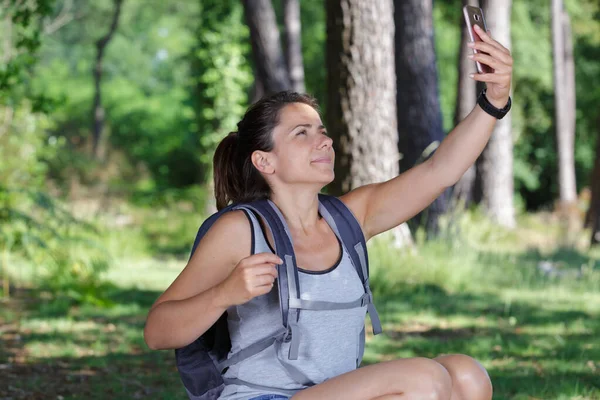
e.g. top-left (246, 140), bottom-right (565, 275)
top-left (463, 5), bottom-right (493, 74)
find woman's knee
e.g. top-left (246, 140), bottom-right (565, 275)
top-left (395, 357), bottom-right (453, 400)
top-left (434, 354), bottom-right (493, 400)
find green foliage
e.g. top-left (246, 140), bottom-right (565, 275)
top-left (0, 102), bottom-right (110, 306)
top-left (434, 0), bottom-right (600, 210)
top-left (2, 208), bottom-right (599, 398)
top-left (191, 0), bottom-right (253, 180)
top-left (0, 0), bottom-right (55, 107)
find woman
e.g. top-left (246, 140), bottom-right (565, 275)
top-left (145, 25), bottom-right (512, 400)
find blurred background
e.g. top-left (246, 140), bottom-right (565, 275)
top-left (0, 0), bottom-right (599, 398)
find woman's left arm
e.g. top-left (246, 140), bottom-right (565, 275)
top-left (340, 25), bottom-right (513, 241)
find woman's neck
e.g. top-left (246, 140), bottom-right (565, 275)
top-left (269, 188), bottom-right (322, 237)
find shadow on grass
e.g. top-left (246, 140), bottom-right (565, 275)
top-left (0, 352), bottom-right (184, 400)
top-left (2, 278), bottom-right (599, 399)
top-left (0, 286), bottom-right (186, 399)
top-left (367, 282), bottom-right (600, 398)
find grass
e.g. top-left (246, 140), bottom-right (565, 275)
top-left (1, 205), bottom-right (599, 399)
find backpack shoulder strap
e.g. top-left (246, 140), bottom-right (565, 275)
top-left (317, 193), bottom-right (368, 281)
top-left (235, 200), bottom-right (303, 361)
top-left (318, 194), bottom-right (382, 336)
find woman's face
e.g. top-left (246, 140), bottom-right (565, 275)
top-left (262, 102), bottom-right (334, 188)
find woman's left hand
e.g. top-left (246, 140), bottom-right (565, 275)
top-left (468, 24), bottom-right (513, 109)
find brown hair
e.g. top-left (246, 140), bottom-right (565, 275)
top-left (213, 91), bottom-right (319, 210)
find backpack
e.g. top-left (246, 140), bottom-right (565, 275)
top-left (174, 194), bottom-right (382, 400)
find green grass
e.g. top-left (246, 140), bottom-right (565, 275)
top-left (1, 207), bottom-right (599, 399)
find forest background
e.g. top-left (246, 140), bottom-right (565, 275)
top-left (0, 0), bottom-right (599, 399)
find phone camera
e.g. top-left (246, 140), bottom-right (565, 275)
top-left (474, 14), bottom-right (480, 21)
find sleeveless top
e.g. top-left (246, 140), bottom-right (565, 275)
top-left (217, 210), bottom-right (368, 400)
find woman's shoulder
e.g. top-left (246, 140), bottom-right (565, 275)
top-left (193, 209), bottom-right (252, 261)
top-left (205, 209), bottom-right (251, 243)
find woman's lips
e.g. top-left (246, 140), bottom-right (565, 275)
top-left (311, 158), bottom-right (332, 163)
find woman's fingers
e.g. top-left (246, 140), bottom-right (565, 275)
top-left (254, 273), bottom-right (276, 287)
top-left (469, 41), bottom-right (513, 67)
top-left (474, 25), bottom-right (510, 54)
top-left (469, 53), bottom-right (509, 73)
top-left (469, 72), bottom-right (511, 84)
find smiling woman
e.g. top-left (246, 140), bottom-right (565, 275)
top-left (144, 90), bottom-right (506, 400)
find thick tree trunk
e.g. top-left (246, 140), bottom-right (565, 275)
top-left (92, 0), bottom-right (123, 160)
top-left (327, 0), bottom-right (412, 246)
top-left (243, 0), bottom-right (291, 94)
top-left (587, 116), bottom-right (600, 245)
top-left (476, 0), bottom-right (515, 228)
top-left (552, 0), bottom-right (577, 206)
top-left (394, 0), bottom-right (448, 236)
top-left (451, 0), bottom-right (479, 209)
top-left (282, 0), bottom-right (305, 93)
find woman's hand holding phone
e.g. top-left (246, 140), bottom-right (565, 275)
top-left (467, 24), bottom-right (513, 109)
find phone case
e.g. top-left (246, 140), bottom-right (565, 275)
top-left (463, 5), bottom-right (493, 74)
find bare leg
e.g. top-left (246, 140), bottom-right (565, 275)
top-left (434, 354), bottom-right (493, 400)
top-left (290, 357), bottom-right (452, 400)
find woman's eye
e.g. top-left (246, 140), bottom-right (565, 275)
top-left (296, 130), bottom-right (307, 136)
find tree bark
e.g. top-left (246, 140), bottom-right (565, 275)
top-left (552, 0), bottom-right (577, 207)
top-left (327, 0), bottom-right (412, 246)
top-left (451, 0), bottom-right (479, 209)
top-left (92, 0), bottom-right (123, 160)
top-left (476, 0), bottom-right (515, 228)
top-left (243, 0), bottom-right (291, 95)
top-left (282, 0), bottom-right (305, 92)
top-left (587, 115), bottom-right (600, 245)
top-left (394, 0), bottom-right (448, 236)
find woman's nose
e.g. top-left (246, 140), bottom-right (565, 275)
top-left (318, 133), bottom-right (333, 149)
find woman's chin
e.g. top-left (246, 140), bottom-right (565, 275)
top-left (317, 171), bottom-right (335, 185)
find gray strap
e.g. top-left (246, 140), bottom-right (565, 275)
top-left (223, 378), bottom-right (299, 397)
top-left (357, 326), bottom-right (365, 367)
top-left (289, 293), bottom-right (370, 310)
top-left (217, 328), bottom-right (287, 371)
top-left (235, 206), bottom-right (263, 254)
top-left (354, 243), bottom-right (383, 335)
top-left (367, 302), bottom-right (383, 335)
top-left (285, 255), bottom-right (302, 360)
top-left (354, 242), bottom-right (369, 282)
top-left (287, 320), bottom-right (301, 360)
top-left (317, 202), bottom-right (343, 238)
top-left (274, 339), bottom-right (316, 387)
top-left (285, 255), bottom-right (299, 300)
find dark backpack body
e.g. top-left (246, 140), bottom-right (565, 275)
top-left (174, 194), bottom-right (382, 400)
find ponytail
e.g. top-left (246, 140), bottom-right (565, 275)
top-left (213, 132), bottom-right (240, 210)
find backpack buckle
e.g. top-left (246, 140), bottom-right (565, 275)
top-left (361, 292), bottom-right (373, 307)
top-left (283, 327), bottom-right (293, 343)
top-left (283, 321), bottom-right (301, 360)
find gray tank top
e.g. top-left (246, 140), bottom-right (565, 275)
top-left (218, 210), bottom-right (368, 400)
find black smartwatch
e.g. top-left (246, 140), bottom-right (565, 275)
top-left (477, 89), bottom-right (511, 119)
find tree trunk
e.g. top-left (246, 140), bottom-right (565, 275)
top-left (327, 0), bottom-right (412, 247)
top-left (243, 0), bottom-right (291, 94)
top-left (587, 115), bottom-right (600, 245)
top-left (552, 0), bottom-right (577, 207)
top-left (476, 0), bottom-right (515, 228)
top-left (92, 0), bottom-right (123, 160)
top-left (394, 0), bottom-right (448, 236)
top-left (282, 0), bottom-right (305, 92)
top-left (451, 0), bottom-right (479, 209)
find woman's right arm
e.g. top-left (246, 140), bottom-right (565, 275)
top-left (143, 210), bottom-right (279, 350)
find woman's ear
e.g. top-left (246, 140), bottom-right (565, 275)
top-left (251, 151), bottom-right (275, 174)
